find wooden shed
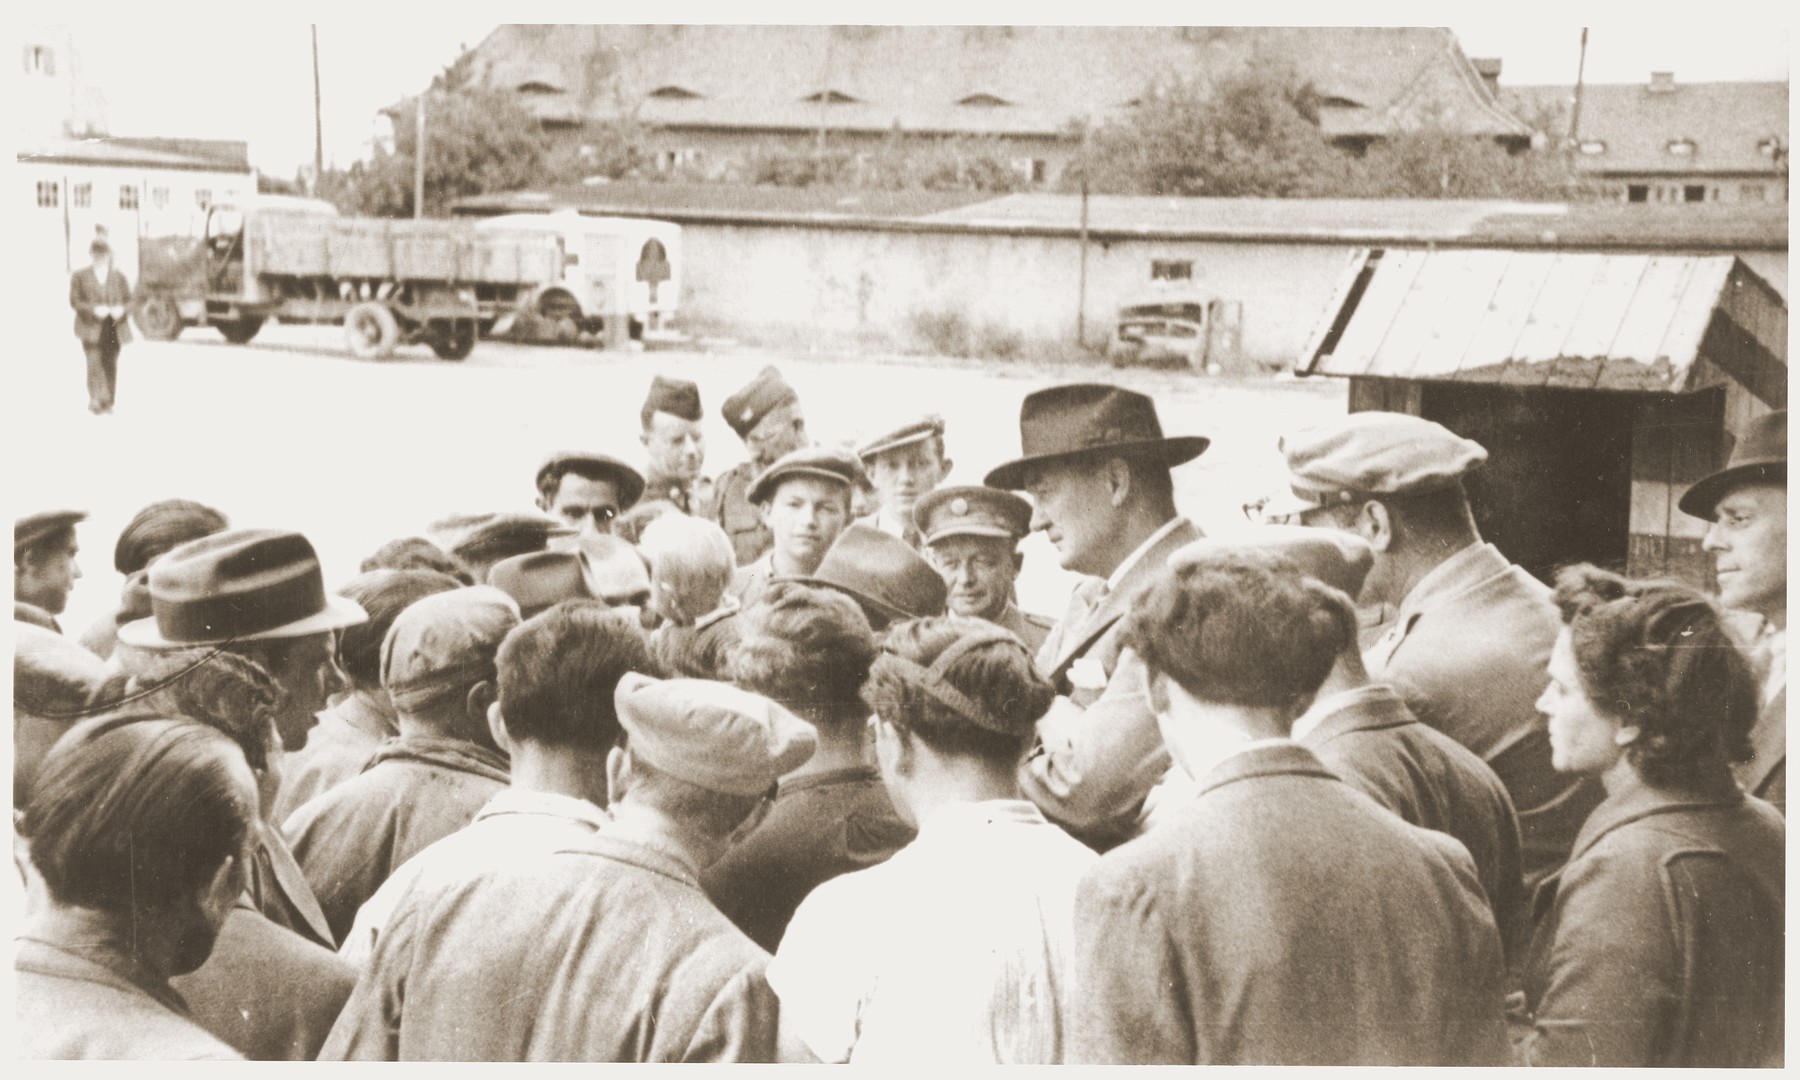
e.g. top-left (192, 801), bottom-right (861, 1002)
top-left (1300, 248), bottom-right (1787, 589)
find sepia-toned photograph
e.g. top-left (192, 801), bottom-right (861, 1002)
top-left (9, 13), bottom-right (1788, 1064)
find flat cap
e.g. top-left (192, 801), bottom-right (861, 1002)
top-left (643, 374), bottom-right (703, 423)
top-left (16, 511), bottom-right (86, 552)
top-left (614, 671), bottom-right (816, 796)
top-left (488, 550), bottom-right (593, 620)
top-left (114, 500), bottom-right (229, 576)
top-left (1268, 412), bottom-right (1487, 517)
top-left (446, 513), bottom-right (576, 564)
top-left (914, 485), bottom-right (1032, 545)
top-left (858, 414), bottom-right (945, 462)
top-left (535, 452), bottom-right (647, 511)
top-left (1170, 526), bottom-right (1375, 600)
top-left (380, 585), bottom-right (520, 713)
top-left (721, 365), bottom-right (799, 439)
top-left (748, 446), bottom-right (867, 505)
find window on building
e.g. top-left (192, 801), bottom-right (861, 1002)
top-left (118, 185), bottom-right (139, 210)
top-left (71, 182), bottom-right (91, 208)
top-left (36, 180), bottom-right (59, 208)
top-left (1152, 260), bottom-right (1195, 281)
top-left (195, 189), bottom-right (212, 209)
top-left (1741, 184), bottom-right (1767, 202)
top-left (152, 186), bottom-right (169, 209)
top-left (1756, 136), bottom-right (1784, 158)
top-left (1683, 184), bottom-right (1707, 203)
top-left (1666, 138), bottom-right (1697, 157)
top-left (22, 45), bottom-right (55, 76)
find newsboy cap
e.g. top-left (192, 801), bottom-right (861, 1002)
top-left (380, 585), bottom-right (520, 714)
top-left (1679, 409), bottom-right (1786, 522)
top-left (858, 415), bottom-right (945, 462)
top-left (613, 671), bottom-right (817, 796)
top-left (643, 374), bottom-right (703, 423)
top-left (721, 365), bottom-right (800, 440)
top-left (16, 511), bottom-right (86, 553)
top-left (1171, 526), bottom-right (1375, 601)
top-left (117, 529), bottom-right (368, 649)
top-left (113, 499), bottom-right (229, 576)
top-left (984, 383), bottom-right (1208, 490)
top-left (914, 485), bottom-right (1032, 546)
top-left (1266, 412), bottom-right (1488, 517)
top-left (747, 446), bottom-right (867, 505)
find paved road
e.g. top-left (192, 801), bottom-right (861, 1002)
top-left (10, 319), bottom-right (1347, 642)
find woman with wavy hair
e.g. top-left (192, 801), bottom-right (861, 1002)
top-left (1519, 564), bottom-right (1783, 1067)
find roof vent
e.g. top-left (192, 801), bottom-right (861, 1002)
top-left (801, 90), bottom-right (861, 105)
top-left (957, 93), bottom-right (1013, 107)
top-left (516, 81), bottom-right (563, 95)
top-left (648, 85), bottom-right (702, 100)
top-left (1648, 71), bottom-right (1676, 93)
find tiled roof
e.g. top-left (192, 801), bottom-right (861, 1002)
top-left (461, 25), bottom-right (1529, 142)
top-left (1502, 80), bottom-right (1789, 175)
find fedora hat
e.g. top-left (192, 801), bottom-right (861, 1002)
top-left (117, 528), bottom-right (368, 649)
top-left (1679, 409), bottom-right (1787, 521)
top-left (984, 383), bottom-right (1209, 490)
top-left (488, 549), bottom-right (594, 619)
top-left (782, 523), bottom-right (947, 628)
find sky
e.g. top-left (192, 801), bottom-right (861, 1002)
top-left (32, 6), bottom-right (1792, 177)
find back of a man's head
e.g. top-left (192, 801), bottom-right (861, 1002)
top-left (496, 601), bottom-right (650, 752)
top-left (733, 581), bottom-right (876, 730)
top-left (336, 569), bottom-right (464, 692)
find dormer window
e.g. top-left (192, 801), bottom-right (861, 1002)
top-left (516, 81), bottom-right (564, 95)
top-left (957, 93), bottom-right (1013, 107)
top-left (649, 85), bottom-right (702, 100)
top-left (801, 90), bottom-right (860, 105)
top-left (1757, 136), bottom-right (1784, 158)
top-left (1666, 138), bottom-right (1697, 156)
top-left (1578, 139), bottom-right (1606, 155)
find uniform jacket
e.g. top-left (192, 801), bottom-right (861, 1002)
top-left (1021, 518), bottom-right (1201, 846)
top-left (712, 460), bottom-right (773, 567)
top-left (992, 602), bottom-right (1053, 657)
top-left (643, 465), bottom-right (716, 519)
top-left (1520, 779), bottom-right (1784, 1067)
top-left (1298, 683), bottom-right (1528, 964)
top-left (170, 900), bottom-right (356, 1060)
top-left (70, 265), bottom-right (133, 346)
top-left (320, 830), bottom-right (779, 1062)
top-left (702, 764), bottom-right (915, 951)
top-left (272, 692), bottom-right (393, 823)
top-left (1070, 742), bottom-right (1510, 1066)
top-left (283, 734), bottom-right (510, 945)
top-left (1365, 542), bottom-right (1603, 890)
top-left (16, 936), bottom-right (240, 1060)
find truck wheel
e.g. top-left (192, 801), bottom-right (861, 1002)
top-left (134, 297), bottom-right (182, 341)
top-left (345, 302), bottom-right (401, 360)
top-left (426, 319), bottom-right (477, 361)
top-left (216, 316), bottom-right (265, 345)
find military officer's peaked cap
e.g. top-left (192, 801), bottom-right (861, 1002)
top-left (721, 365), bottom-right (800, 439)
top-left (914, 485), bottom-right (1032, 545)
top-left (643, 374), bottom-right (703, 423)
top-left (613, 671), bottom-right (817, 796)
top-left (1266, 412), bottom-right (1487, 517)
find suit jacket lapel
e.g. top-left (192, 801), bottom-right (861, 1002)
top-left (1740, 686), bottom-right (1786, 795)
top-left (1046, 519), bottom-right (1201, 680)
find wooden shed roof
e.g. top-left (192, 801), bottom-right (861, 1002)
top-left (1301, 249), bottom-right (1786, 406)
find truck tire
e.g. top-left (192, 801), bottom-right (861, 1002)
top-left (426, 319), bottom-right (477, 361)
top-left (134, 296), bottom-right (183, 341)
top-left (345, 302), bottom-right (401, 360)
top-left (215, 316), bottom-right (265, 345)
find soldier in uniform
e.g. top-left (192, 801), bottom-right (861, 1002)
top-left (855, 416), bottom-right (950, 550)
top-left (712, 366), bottom-right (810, 566)
top-left (914, 485), bottom-right (1054, 654)
top-left (15, 511), bottom-right (86, 633)
top-left (639, 375), bottom-right (715, 517)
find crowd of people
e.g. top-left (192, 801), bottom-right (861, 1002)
top-left (12, 363), bottom-right (1787, 1064)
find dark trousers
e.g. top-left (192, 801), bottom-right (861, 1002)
top-left (83, 323), bottom-right (120, 411)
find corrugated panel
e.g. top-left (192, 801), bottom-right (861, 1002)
top-left (1304, 250), bottom-right (1772, 396)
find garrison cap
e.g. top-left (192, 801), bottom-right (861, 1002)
top-left (1268, 412), bottom-right (1487, 517)
top-left (1171, 526), bottom-right (1375, 600)
top-left (535, 452), bottom-right (647, 511)
top-left (721, 365), bottom-right (800, 440)
top-left (643, 374), bottom-right (703, 423)
top-left (748, 446), bottom-right (867, 505)
top-left (16, 511), bottom-right (86, 553)
top-left (613, 671), bottom-right (817, 796)
top-left (858, 415), bottom-right (945, 462)
top-left (914, 485), bottom-right (1032, 546)
top-left (380, 585), bottom-right (520, 713)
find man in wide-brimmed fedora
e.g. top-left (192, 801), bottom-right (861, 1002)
top-left (781, 522), bottom-right (948, 633)
top-left (984, 383), bottom-right (1207, 850)
top-left (1682, 408), bottom-right (1786, 813)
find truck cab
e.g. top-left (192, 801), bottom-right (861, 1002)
top-left (475, 210), bottom-right (682, 343)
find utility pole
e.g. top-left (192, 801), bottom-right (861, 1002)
top-left (414, 93), bottom-right (426, 219)
top-left (310, 25), bottom-right (324, 193)
top-left (1076, 119), bottom-right (1091, 346)
top-left (1568, 28), bottom-right (1590, 147)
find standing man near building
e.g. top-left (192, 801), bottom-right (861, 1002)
top-left (1268, 411), bottom-right (1601, 891)
top-left (857, 416), bottom-right (951, 550)
top-left (713, 365), bottom-right (810, 566)
top-left (70, 237), bottom-right (132, 415)
top-left (15, 511), bottom-right (85, 633)
top-left (639, 375), bottom-right (714, 517)
top-left (1680, 408), bottom-right (1786, 813)
top-left (914, 486), bottom-right (1054, 654)
top-left (984, 383), bottom-right (1206, 849)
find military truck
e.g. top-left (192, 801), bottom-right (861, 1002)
top-left (132, 196), bottom-right (560, 361)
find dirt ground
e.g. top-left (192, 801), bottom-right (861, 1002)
top-left (9, 318), bottom-right (1348, 641)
